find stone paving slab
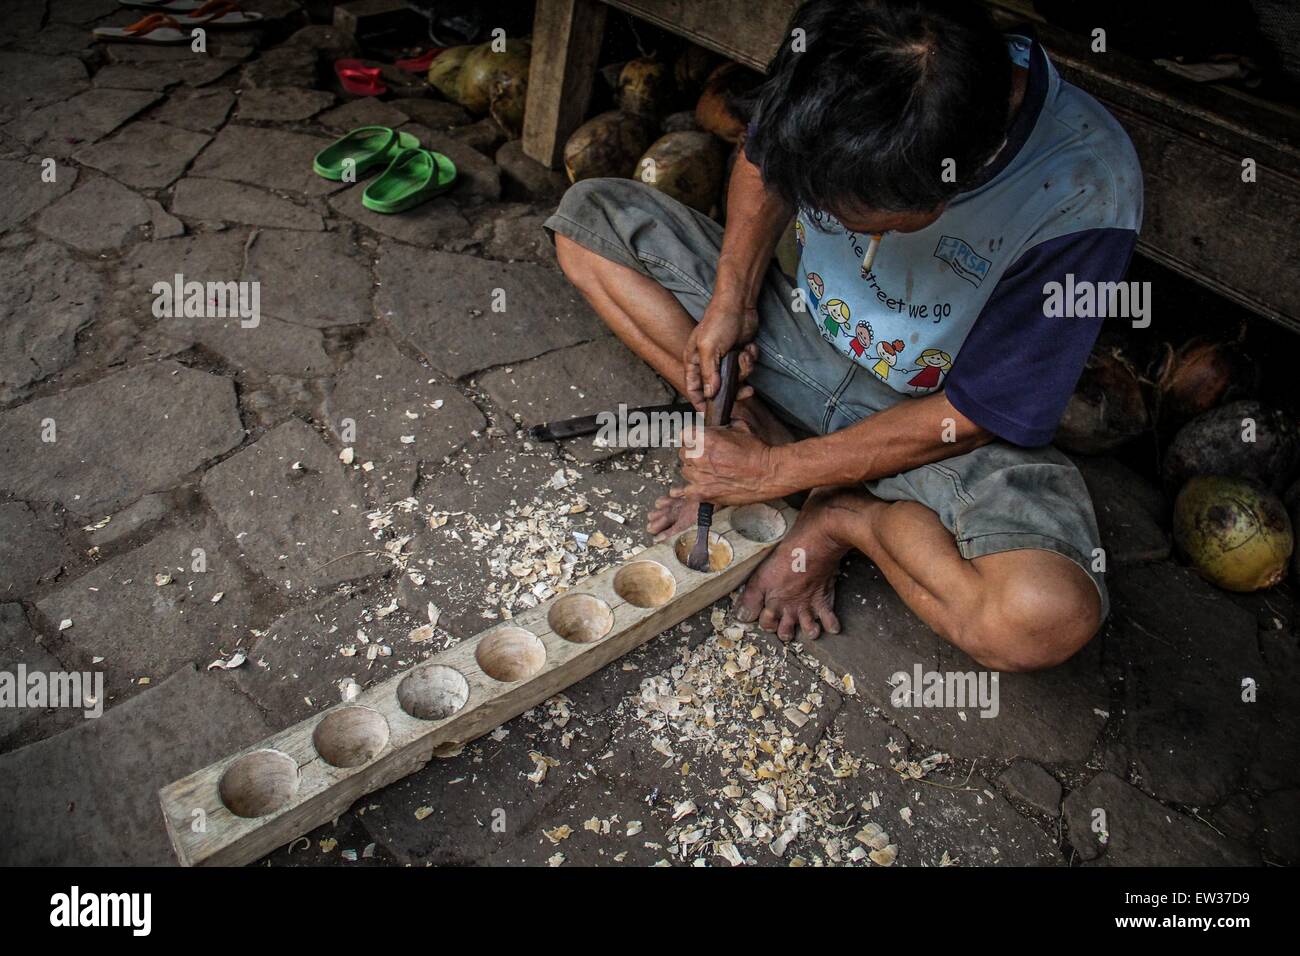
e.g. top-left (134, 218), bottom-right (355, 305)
top-left (1073, 455), bottom-right (1170, 565)
top-left (36, 521), bottom-right (260, 698)
top-left (0, 157), bottom-right (79, 233)
top-left (116, 229), bottom-right (247, 294)
top-left (323, 335), bottom-right (486, 501)
top-left (317, 96), bottom-right (408, 131)
top-left (243, 227), bottom-right (374, 326)
top-left (377, 243), bottom-right (606, 379)
top-left (200, 417), bottom-right (385, 593)
top-left (34, 174), bottom-right (152, 252)
top-left (2, 87), bottom-right (160, 157)
top-left (475, 203), bottom-right (557, 265)
top-left (496, 140), bottom-right (570, 202)
top-left (0, 51), bottom-right (89, 120)
top-left (74, 119), bottom-right (212, 189)
top-left (326, 180), bottom-right (470, 248)
top-left (1064, 771), bottom-right (1256, 865)
top-left (800, 556), bottom-right (1110, 765)
top-left (236, 86), bottom-right (335, 122)
top-left (154, 312), bottom-right (331, 378)
top-left (479, 337), bottom-right (673, 463)
top-left (150, 87), bottom-right (236, 132)
top-left (232, 588), bottom-right (408, 726)
top-left (997, 758), bottom-right (1064, 817)
top-left (0, 604), bottom-right (72, 752)
top-left (92, 63), bottom-right (179, 92)
top-left (0, 665), bottom-right (271, 865)
top-left (1110, 563), bottom-right (1262, 806)
top-left (0, 238), bottom-right (101, 400)
top-left (241, 44), bottom-right (318, 89)
top-left (389, 97), bottom-right (471, 129)
top-left (171, 176), bottom-right (325, 231)
top-left (190, 124), bottom-right (341, 196)
top-left (82, 491), bottom-right (172, 549)
top-left (0, 501), bottom-right (74, 600)
top-left (0, 361), bottom-right (244, 515)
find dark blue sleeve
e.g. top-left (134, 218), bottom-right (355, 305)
top-left (945, 227), bottom-right (1137, 447)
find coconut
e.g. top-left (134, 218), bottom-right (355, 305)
top-left (1162, 400), bottom-right (1300, 492)
top-left (563, 110), bottom-right (655, 183)
top-left (489, 70), bottom-right (527, 138)
top-left (662, 110), bottom-right (699, 133)
top-left (674, 44), bottom-right (719, 100)
top-left (427, 45), bottom-right (474, 101)
top-left (695, 62), bottom-right (760, 143)
top-left (1154, 334), bottom-right (1256, 428)
top-left (618, 56), bottom-right (670, 116)
top-left (1173, 476), bottom-right (1293, 591)
top-left (1053, 347), bottom-right (1150, 455)
top-left (456, 39), bottom-right (531, 115)
top-left (634, 131), bottom-right (727, 213)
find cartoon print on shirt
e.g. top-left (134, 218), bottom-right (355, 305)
top-left (906, 348), bottom-right (953, 392)
top-left (820, 297), bottom-right (850, 339)
top-left (795, 219), bottom-right (806, 250)
top-left (871, 339), bottom-right (906, 380)
top-left (806, 271), bottom-right (824, 313)
top-left (848, 320), bottom-right (873, 358)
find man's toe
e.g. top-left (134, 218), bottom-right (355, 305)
top-left (776, 608), bottom-right (799, 642)
top-left (734, 584), bottom-right (765, 622)
top-left (798, 608), bottom-right (820, 640)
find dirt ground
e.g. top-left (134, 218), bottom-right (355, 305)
top-left (0, 0), bottom-right (1295, 867)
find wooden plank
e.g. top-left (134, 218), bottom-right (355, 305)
top-left (159, 503), bottom-right (795, 866)
top-left (521, 0), bottom-right (609, 169)
top-left (332, 0), bottom-right (407, 38)
top-left (603, 0), bottom-right (798, 72)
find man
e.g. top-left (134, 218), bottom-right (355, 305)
top-left (546, 0), bottom-right (1142, 671)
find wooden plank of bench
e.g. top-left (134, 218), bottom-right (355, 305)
top-left (522, 0), bottom-right (609, 169)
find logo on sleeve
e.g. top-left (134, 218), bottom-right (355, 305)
top-left (933, 236), bottom-right (992, 287)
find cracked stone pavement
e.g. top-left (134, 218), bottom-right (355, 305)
top-left (0, 0), bottom-right (1295, 867)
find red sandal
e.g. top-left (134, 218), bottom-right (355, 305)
top-left (395, 48), bottom-right (444, 73)
top-left (334, 58), bottom-right (387, 97)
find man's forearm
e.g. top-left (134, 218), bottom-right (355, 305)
top-left (713, 150), bottom-right (793, 308)
top-left (766, 392), bottom-right (994, 493)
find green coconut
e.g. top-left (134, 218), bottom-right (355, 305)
top-left (563, 110), bottom-right (655, 183)
top-left (427, 45), bottom-right (474, 101)
top-left (634, 131), bottom-right (727, 213)
top-left (457, 39), bottom-right (531, 116)
top-left (1173, 475), bottom-right (1293, 592)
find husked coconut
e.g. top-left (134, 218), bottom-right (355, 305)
top-left (563, 110), bottom-right (655, 183)
top-left (635, 131), bottom-right (727, 213)
top-left (1054, 346), bottom-right (1150, 455)
top-left (1162, 400), bottom-right (1300, 492)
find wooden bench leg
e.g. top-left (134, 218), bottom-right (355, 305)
top-left (523, 0), bottom-right (608, 170)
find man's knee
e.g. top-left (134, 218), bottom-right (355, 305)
top-left (961, 561), bottom-right (1101, 672)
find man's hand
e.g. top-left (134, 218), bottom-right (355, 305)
top-left (683, 299), bottom-right (760, 411)
top-left (676, 420), bottom-right (783, 506)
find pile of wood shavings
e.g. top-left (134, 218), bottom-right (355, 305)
top-left (604, 606), bottom-right (908, 866)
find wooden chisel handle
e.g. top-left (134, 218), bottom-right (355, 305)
top-left (706, 348), bottom-right (742, 428)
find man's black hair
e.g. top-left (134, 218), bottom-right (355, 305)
top-left (745, 0), bottom-right (1014, 215)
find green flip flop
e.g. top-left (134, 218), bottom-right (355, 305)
top-left (312, 126), bottom-right (419, 181)
top-left (361, 148), bottom-right (457, 213)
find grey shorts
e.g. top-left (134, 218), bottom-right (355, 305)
top-left (544, 178), bottom-right (1108, 618)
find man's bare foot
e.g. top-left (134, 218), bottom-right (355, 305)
top-left (646, 490), bottom-right (699, 542)
top-left (735, 488), bottom-right (877, 641)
